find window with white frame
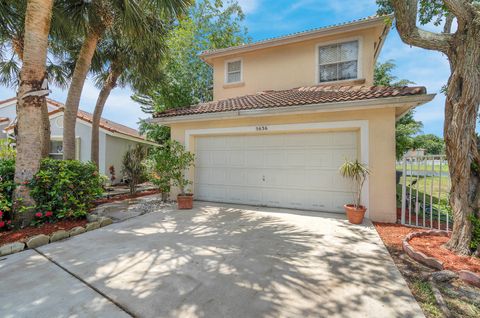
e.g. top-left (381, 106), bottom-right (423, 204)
top-left (225, 59), bottom-right (242, 83)
top-left (318, 40), bottom-right (359, 82)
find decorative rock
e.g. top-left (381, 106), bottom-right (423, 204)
top-left (99, 217), bottom-right (113, 227)
top-left (49, 230), bottom-right (69, 242)
top-left (85, 221), bottom-right (100, 231)
top-left (69, 226), bottom-right (86, 236)
top-left (26, 234), bottom-right (50, 249)
top-left (431, 270), bottom-right (458, 283)
top-left (0, 242), bottom-right (25, 256)
top-left (87, 214), bottom-right (99, 222)
top-left (459, 270), bottom-right (480, 288)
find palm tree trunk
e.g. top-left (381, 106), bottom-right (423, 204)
top-left (12, 36), bottom-right (51, 158)
top-left (14, 0), bottom-right (53, 227)
top-left (91, 68), bottom-right (120, 167)
top-left (63, 30), bottom-right (101, 160)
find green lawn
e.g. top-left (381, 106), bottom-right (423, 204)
top-left (396, 175), bottom-right (452, 225)
top-left (396, 163), bottom-right (449, 173)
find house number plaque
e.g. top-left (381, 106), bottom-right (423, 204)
top-left (256, 126), bottom-right (268, 131)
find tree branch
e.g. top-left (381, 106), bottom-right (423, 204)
top-left (443, 14), bottom-right (454, 33)
top-left (443, 0), bottom-right (472, 23)
top-left (391, 0), bottom-right (452, 53)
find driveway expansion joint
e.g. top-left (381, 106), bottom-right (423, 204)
top-left (33, 248), bottom-right (136, 318)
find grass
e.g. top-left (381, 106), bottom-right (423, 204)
top-left (396, 162), bottom-right (450, 172)
top-left (396, 175), bottom-right (452, 226)
top-left (410, 279), bottom-right (443, 318)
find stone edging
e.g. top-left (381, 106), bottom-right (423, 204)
top-left (402, 230), bottom-right (480, 288)
top-left (0, 217), bottom-right (113, 257)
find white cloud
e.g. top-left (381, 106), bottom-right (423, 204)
top-left (237, 0), bottom-right (260, 14)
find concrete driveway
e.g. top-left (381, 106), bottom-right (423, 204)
top-left (0, 202), bottom-right (424, 318)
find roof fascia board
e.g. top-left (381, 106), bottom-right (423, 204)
top-left (150, 94), bottom-right (435, 125)
top-left (201, 17), bottom-right (388, 63)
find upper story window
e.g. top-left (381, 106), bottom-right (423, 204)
top-left (225, 59), bottom-right (242, 84)
top-left (318, 40), bottom-right (359, 83)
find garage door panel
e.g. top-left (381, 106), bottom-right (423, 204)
top-left (228, 151), bottom-right (245, 166)
top-left (245, 150), bottom-right (264, 167)
top-left (194, 130), bottom-right (359, 213)
top-left (226, 168), bottom-right (245, 185)
top-left (265, 150), bottom-right (286, 167)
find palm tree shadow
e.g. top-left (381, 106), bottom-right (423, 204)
top-left (38, 202), bottom-right (421, 318)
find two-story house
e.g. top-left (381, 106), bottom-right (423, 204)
top-left (150, 16), bottom-right (434, 222)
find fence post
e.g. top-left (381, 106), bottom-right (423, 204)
top-left (401, 156), bottom-right (407, 225)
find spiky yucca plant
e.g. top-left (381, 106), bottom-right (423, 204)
top-left (339, 159), bottom-right (370, 209)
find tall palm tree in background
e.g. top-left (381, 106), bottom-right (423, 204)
top-left (0, 1), bottom-right (76, 157)
top-left (12, 0), bottom-right (54, 226)
top-left (90, 18), bottom-right (168, 167)
top-left (61, 0), bottom-right (192, 160)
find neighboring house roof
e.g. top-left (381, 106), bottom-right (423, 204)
top-left (2, 97), bottom-right (149, 143)
top-left (200, 15), bottom-right (390, 62)
top-left (0, 117), bottom-right (9, 124)
top-left (154, 85), bottom-right (428, 118)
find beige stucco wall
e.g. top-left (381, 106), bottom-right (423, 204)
top-left (211, 26), bottom-right (384, 101)
top-left (168, 106), bottom-right (397, 222)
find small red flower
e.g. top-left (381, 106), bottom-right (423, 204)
top-left (45, 211), bottom-right (53, 217)
top-left (35, 212), bottom-right (43, 218)
top-left (0, 221), bottom-right (4, 228)
top-left (7, 220), bottom-right (11, 225)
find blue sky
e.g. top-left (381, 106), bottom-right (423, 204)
top-left (0, 0), bottom-right (450, 136)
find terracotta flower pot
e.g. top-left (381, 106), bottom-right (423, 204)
top-left (177, 194), bottom-right (194, 209)
top-left (344, 204), bottom-right (367, 224)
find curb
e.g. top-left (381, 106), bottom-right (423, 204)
top-left (0, 217), bottom-right (113, 257)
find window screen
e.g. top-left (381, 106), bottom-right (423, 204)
top-left (226, 60), bottom-right (242, 83)
top-left (318, 40), bottom-right (358, 82)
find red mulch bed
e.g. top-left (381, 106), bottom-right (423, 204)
top-left (93, 189), bottom-right (160, 206)
top-left (409, 235), bottom-right (480, 273)
top-left (0, 219), bottom-right (88, 246)
top-left (374, 222), bottom-right (480, 274)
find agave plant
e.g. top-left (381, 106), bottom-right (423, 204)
top-left (339, 159), bottom-right (370, 209)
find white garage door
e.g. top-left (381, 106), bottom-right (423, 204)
top-left (194, 131), bottom-right (358, 213)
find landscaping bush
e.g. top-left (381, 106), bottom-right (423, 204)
top-left (29, 159), bottom-right (103, 219)
top-left (0, 158), bottom-right (15, 217)
top-left (470, 214), bottom-right (480, 253)
top-left (122, 145), bottom-right (148, 194)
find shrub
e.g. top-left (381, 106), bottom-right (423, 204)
top-left (146, 141), bottom-right (194, 196)
top-left (0, 158), bottom-right (15, 216)
top-left (122, 145), bottom-right (148, 194)
top-left (470, 214), bottom-right (480, 253)
top-left (0, 139), bottom-right (15, 160)
top-left (29, 159), bottom-right (103, 220)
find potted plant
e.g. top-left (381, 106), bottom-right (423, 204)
top-left (168, 141), bottom-right (195, 209)
top-left (339, 159), bottom-right (370, 224)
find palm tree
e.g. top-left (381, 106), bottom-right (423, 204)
top-left (0, 0), bottom-right (76, 157)
top-left (13, 0), bottom-right (54, 226)
top-left (61, 0), bottom-right (192, 160)
top-left (90, 21), bottom-right (167, 167)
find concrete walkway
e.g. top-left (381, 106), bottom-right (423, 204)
top-left (0, 202), bottom-right (424, 318)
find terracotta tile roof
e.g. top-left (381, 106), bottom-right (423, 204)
top-left (154, 85), bottom-right (427, 118)
top-left (2, 98), bottom-right (144, 141)
top-left (0, 117), bottom-right (9, 124)
top-left (45, 99), bottom-right (143, 140)
top-left (201, 15), bottom-right (389, 58)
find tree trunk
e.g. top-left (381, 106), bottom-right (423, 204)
top-left (91, 69), bottom-right (120, 167)
top-left (63, 30), bottom-right (100, 160)
top-left (14, 0), bottom-right (53, 227)
top-left (12, 36), bottom-right (51, 158)
top-left (443, 26), bottom-right (480, 255)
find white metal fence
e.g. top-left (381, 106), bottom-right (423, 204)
top-left (397, 155), bottom-right (452, 231)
